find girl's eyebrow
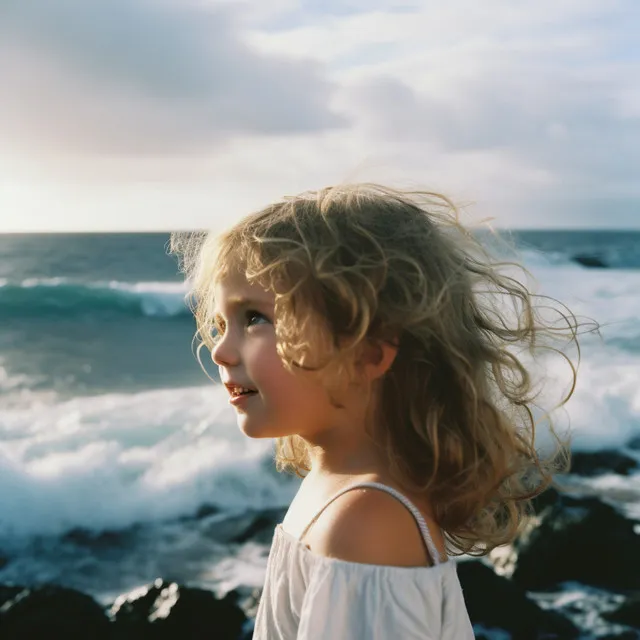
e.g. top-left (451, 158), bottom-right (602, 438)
top-left (213, 296), bottom-right (273, 315)
top-left (229, 296), bottom-right (271, 307)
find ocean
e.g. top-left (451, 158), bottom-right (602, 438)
top-left (0, 230), bottom-right (639, 620)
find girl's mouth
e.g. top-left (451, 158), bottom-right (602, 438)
top-left (225, 382), bottom-right (256, 396)
top-left (229, 390), bottom-right (258, 407)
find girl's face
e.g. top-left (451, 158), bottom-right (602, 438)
top-left (211, 269), bottom-right (337, 439)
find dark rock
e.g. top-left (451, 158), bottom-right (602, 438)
top-left (512, 495), bottom-right (640, 591)
top-left (0, 584), bottom-right (110, 639)
top-left (602, 593), bottom-right (640, 629)
top-left (527, 583), bottom-right (640, 637)
top-left (530, 485), bottom-right (561, 514)
top-left (63, 526), bottom-right (130, 549)
top-left (177, 503), bottom-right (221, 523)
top-left (572, 253), bottom-right (609, 268)
top-left (109, 578), bottom-right (246, 639)
top-left (628, 436), bottom-right (640, 451)
top-left (232, 508), bottom-right (288, 545)
top-left (0, 586), bottom-right (22, 609)
top-left (194, 503), bottom-right (220, 519)
top-left (570, 450), bottom-right (638, 476)
top-left (239, 617), bottom-right (256, 640)
top-left (458, 560), bottom-right (580, 638)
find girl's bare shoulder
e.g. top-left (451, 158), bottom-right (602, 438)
top-left (294, 475), bottom-right (446, 567)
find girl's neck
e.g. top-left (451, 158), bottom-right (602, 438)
top-left (301, 383), bottom-right (387, 479)
top-left (304, 439), bottom-right (387, 480)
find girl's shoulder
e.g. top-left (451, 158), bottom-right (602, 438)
top-left (287, 476), bottom-right (447, 567)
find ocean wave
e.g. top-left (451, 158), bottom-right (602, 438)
top-left (0, 385), bottom-right (295, 540)
top-left (1, 341), bottom-right (639, 541)
top-left (516, 245), bottom-right (640, 270)
top-left (0, 357), bottom-right (40, 394)
top-left (516, 248), bottom-right (632, 271)
top-left (0, 278), bottom-right (191, 319)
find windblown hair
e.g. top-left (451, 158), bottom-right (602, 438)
top-left (171, 183), bottom-right (587, 556)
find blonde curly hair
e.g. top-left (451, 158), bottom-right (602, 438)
top-left (170, 183), bottom-right (586, 556)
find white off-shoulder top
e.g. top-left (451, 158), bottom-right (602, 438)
top-left (253, 481), bottom-right (474, 639)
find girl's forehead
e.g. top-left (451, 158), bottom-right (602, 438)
top-left (214, 270), bottom-right (274, 305)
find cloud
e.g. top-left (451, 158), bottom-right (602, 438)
top-left (1, 0), bottom-right (638, 229)
top-left (249, 1), bottom-right (640, 220)
top-left (345, 52), bottom-right (640, 189)
top-left (0, 0), bottom-right (346, 154)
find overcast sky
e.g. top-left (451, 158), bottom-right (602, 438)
top-left (1, 0), bottom-right (638, 232)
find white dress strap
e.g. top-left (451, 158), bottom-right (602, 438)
top-left (299, 481), bottom-right (443, 566)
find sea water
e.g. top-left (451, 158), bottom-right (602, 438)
top-left (0, 231), bottom-right (638, 610)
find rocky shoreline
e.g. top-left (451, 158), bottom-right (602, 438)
top-left (1, 450), bottom-right (640, 639)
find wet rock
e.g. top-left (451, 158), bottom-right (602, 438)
top-left (194, 503), bottom-right (220, 519)
top-left (572, 253), bottom-right (609, 268)
top-left (530, 485), bottom-right (562, 514)
top-left (602, 593), bottom-right (640, 629)
top-left (177, 503), bottom-right (221, 523)
top-left (570, 450), bottom-right (638, 476)
top-left (628, 436), bottom-right (640, 451)
top-left (109, 578), bottom-right (246, 639)
top-left (458, 560), bottom-right (580, 638)
top-left (0, 586), bottom-right (23, 608)
top-left (232, 508), bottom-right (287, 545)
top-left (63, 526), bottom-right (131, 549)
top-left (512, 495), bottom-right (640, 591)
top-left (0, 584), bottom-right (110, 639)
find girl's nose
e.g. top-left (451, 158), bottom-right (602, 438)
top-left (211, 331), bottom-right (240, 367)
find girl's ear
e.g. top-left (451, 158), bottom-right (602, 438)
top-left (359, 337), bottom-right (399, 382)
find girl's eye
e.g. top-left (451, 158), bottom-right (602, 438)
top-left (211, 310), bottom-right (269, 340)
top-left (246, 310), bottom-right (269, 327)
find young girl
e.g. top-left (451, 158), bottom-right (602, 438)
top-left (171, 184), bottom-right (579, 639)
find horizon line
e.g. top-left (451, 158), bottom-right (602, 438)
top-left (1, 227), bottom-right (640, 236)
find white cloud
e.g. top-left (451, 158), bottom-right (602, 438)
top-left (247, 1), bottom-right (619, 64)
top-left (0, 0), bottom-right (346, 154)
top-left (248, 1), bottom-right (640, 224)
top-left (0, 0), bottom-right (639, 229)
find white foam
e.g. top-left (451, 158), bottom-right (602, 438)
top-left (18, 277), bottom-right (68, 288)
top-left (104, 280), bottom-right (189, 317)
top-left (528, 263), bottom-right (640, 340)
top-left (518, 248), bottom-right (571, 269)
top-left (532, 264), bottom-right (640, 451)
top-left (0, 384), bottom-right (296, 540)
top-left (558, 349), bottom-right (640, 451)
top-left (492, 261), bottom-right (640, 453)
top-left (0, 357), bottom-right (40, 394)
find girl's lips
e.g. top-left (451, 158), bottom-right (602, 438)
top-left (229, 391), bottom-right (258, 407)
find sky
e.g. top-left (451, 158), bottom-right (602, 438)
top-left (0, 0), bottom-right (639, 232)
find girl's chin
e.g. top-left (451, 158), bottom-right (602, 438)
top-left (237, 419), bottom-right (293, 440)
top-left (239, 427), bottom-right (274, 439)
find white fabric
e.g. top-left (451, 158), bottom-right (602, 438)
top-left (252, 483), bottom-right (474, 639)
